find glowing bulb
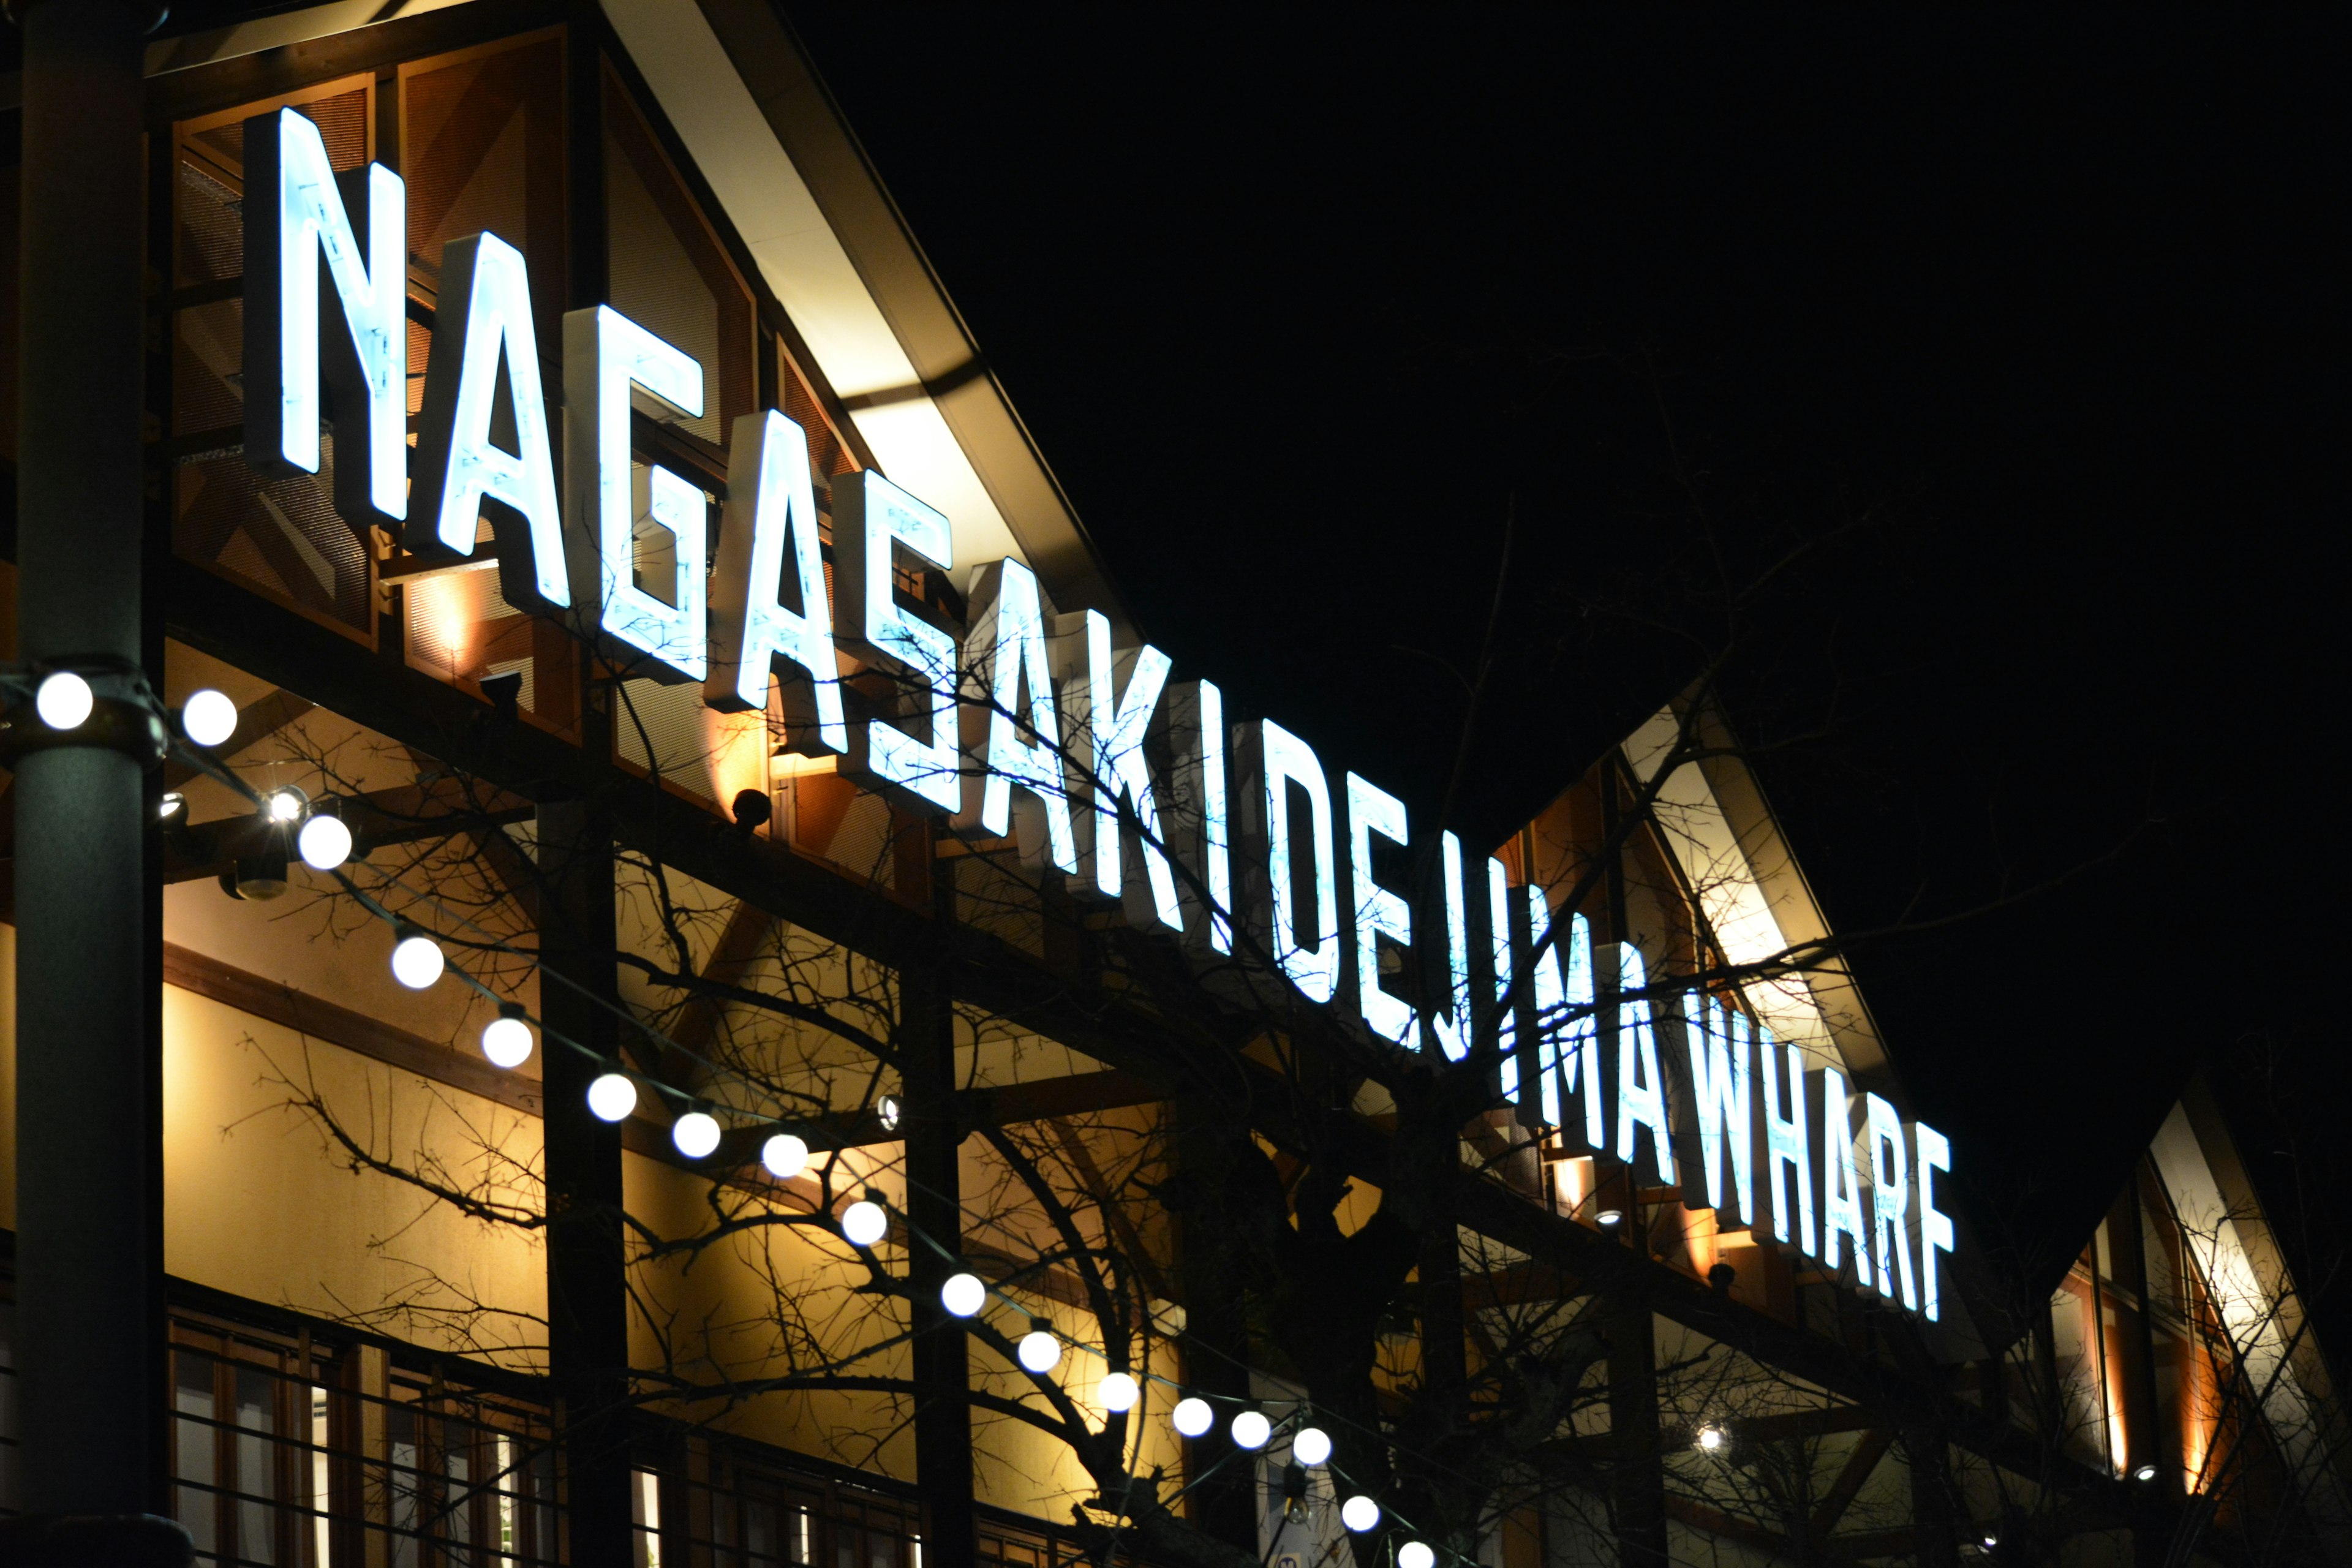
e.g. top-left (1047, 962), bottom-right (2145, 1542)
top-left (297, 813), bottom-right (352, 870)
top-left (761, 1133), bottom-right (809, 1178)
top-left (1230, 1409), bottom-right (1270, 1449)
top-left (940, 1272), bottom-right (986, 1317)
top-left (480, 1014), bottom-right (533, 1069)
top-left (390, 932), bottom-right (445, 989)
top-left (35, 671), bottom-right (92, 730)
top-left (1399, 1544), bottom-right (1435, 1568)
top-left (840, 1199), bottom-right (888, 1248)
top-left (1597, 1208), bottom-right (1624, 1227)
top-left (2133, 1462), bottom-right (2158, 1483)
top-left (673, 1110), bottom-right (721, 1158)
top-left (1341, 1496), bottom-right (1381, 1534)
top-left (159, 792), bottom-right (185, 820)
top-left (587, 1072), bottom-right (638, 1121)
top-left (1696, 1423), bottom-right (1726, 1453)
top-left (182, 688), bottom-right (238, 747)
top-left (1098, 1372), bottom-right (1139, 1412)
top-left (1292, 1425), bottom-right (1332, 1467)
top-left (267, 788), bottom-right (305, 823)
top-left (1017, 1328), bottom-right (1061, 1375)
top-left (1170, 1396), bottom-right (1212, 1438)
top-left (878, 1094), bottom-right (902, 1130)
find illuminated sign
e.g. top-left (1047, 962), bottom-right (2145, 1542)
top-left (244, 108), bottom-right (1959, 1321)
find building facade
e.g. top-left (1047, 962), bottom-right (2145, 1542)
top-left (0, 3), bottom-right (2345, 1565)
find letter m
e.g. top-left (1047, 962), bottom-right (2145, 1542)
top-left (242, 106), bottom-right (407, 530)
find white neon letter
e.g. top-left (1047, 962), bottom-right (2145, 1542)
top-left (1427, 831), bottom-right (1474, 1061)
top-left (705, 410), bottom-right (846, 752)
top-left (1866, 1093), bottom-right (1920, 1312)
top-left (959, 559), bottom-right (1077, 874)
top-left (410, 233), bottom-right (566, 611)
top-left (1819, 1067), bottom-right (1874, 1285)
top-left (1916, 1121), bottom-right (1956, 1323)
top-left (1760, 1031), bottom-right (1815, 1256)
top-left (1168, 681), bottom-right (1233, 954)
top-left (1528, 894), bottom-right (1604, 1150)
top-left (1611, 944), bottom-right (1676, 1185)
top-left (1346, 774), bottom-right (1414, 1048)
top-left (834, 472), bottom-right (958, 812)
top-left (561, 306), bottom-right (705, 680)
top-left (242, 107), bottom-right (407, 529)
top-left (1681, 998), bottom-right (1757, 1228)
top-left (1487, 857), bottom-right (1518, 1104)
top-left (1245, 721), bottom-right (1339, 1003)
top-left (1052, 611), bottom-right (1180, 929)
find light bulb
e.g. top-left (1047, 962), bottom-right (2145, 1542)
top-left (877, 1094), bottom-right (901, 1131)
top-left (1098, 1372), bottom-right (1139, 1413)
top-left (940, 1272), bottom-right (986, 1317)
top-left (840, 1199), bottom-right (888, 1248)
top-left (36, 671), bottom-right (92, 730)
top-left (1399, 1544), bottom-right (1435, 1568)
top-left (1695, 1423), bottom-right (1726, 1453)
top-left (761, 1133), bottom-right (809, 1178)
top-left (182, 688), bottom-right (238, 747)
top-left (1017, 1329), bottom-right (1061, 1375)
top-left (268, 788), bottom-right (305, 823)
top-left (1341, 1495), bottom-right (1381, 1534)
top-left (587, 1072), bottom-right (637, 1122)
top-left (1596, 1208), bottom-right (1624, 1227)
top-left (1230, 1409), bottom-right (1270, 1449)
top-left (297, 813), bottom-right (352, 870)
top-left (390, 932), bottom-right (445, 989)
top-left (1170, 1396), bottom-right (1212, 1438)
top-left (159, 792), bottom-right (185, 820)
top-left (480, 1014), bottom-right (533, 1069)
top-left (1292, 1425), bottom-right (1332, 1467)
top-left (673, 1110), bottom-right (721, 1158)
top-left (2132, 1462), bottom-right (2158, 1483)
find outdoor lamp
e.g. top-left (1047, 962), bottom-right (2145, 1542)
top-left (761, 1133), bottom-right (809, 1178)
top-left (1596, 1207), bottom-right (1624, 1227)
top-left (1695, 1423), bottom-right (1727, 1453)
top-left (673, 1110), bottom-right (722, 1159)
top-left (297, 811), bottom-right (353, 871)
top-left (1097, 1372), bottom-right (1140, 1413)
top-left (35, 670), bottom-right (92, 730)
top-left (1340, 1495), bottom-right (1380, 1533)
top-left (390, 927), bottom-right (445, 989)
top-left (1398, 1544), bottom-right (1436, 1568)
top-left (480, 1006), bottom-right (533, 1069)
top-left (940, 1272), bottom-right (986, 1318)
top-left (1017, 1321), bottom-right (1061, 1375)
top-left (1170, 1396), bottom-right (1213, 1438)
top-left (587, 1072), bottom-right (638, 1122)
top-left (840, 1199), bottom-right (888, 1248)
top-left (181, 687), bottom-right (238, 747)
top-left (1292, 1425), bottom-right (1332, 1466)
top-left (1229, 1408), bottom-right (1270, 1449)
top-left (267, 787), bottom-right (306, 823)
top-left (2133, 1462), bottom-right (2158, 1483)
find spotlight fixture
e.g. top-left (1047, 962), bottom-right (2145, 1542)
top-left (2133, 1462), bottom-right (2158, 1483)
top-left (1596, 1208), bottom-right (1624, 1227)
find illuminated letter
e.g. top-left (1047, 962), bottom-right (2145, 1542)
top-left (705, 410), bottom-right (845, 753)
top-left (1528, 893), bottom-right (1604, 1150)
top-left (1052, 611), bottom-right (1180, 929)
top-left (835, 472), bottom-right (959, 812)
top-left (1239, 721), bottom-right (1339, 1003)
top-left (1866, 1094), bottom-right (1921, 1312)
top-left (1167, 681), bottom-right (1233, 954)
top-left (1346, 774), bottom-right (1414, 1048)
top-left (242, 107), bottom-right (407, 529)
top-left (1916, 1121), bottom-right (1956, 1322)
top-left (1819, 1067), bottom-right (1874, 1285)
top-left (1610, 944), bottom-right (1676, 1185)
top-left (411, 233), bottom-right (566, 611)
top-left (562, 306), bottom-right (706, 680)
top-left (1681, 998), bottom-right (1757, 1228)
top-left (959, 559), bottom-right (1077, 873)
top-left (1760, 1032), bottom-right (1815, 1256)
top-left (1487, 857), bottom-right (1518, 1103)
top-left (1425, 831), bottom-right (1474, 1061)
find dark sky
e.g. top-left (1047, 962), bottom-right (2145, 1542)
top-left (781, 12), bottom-right (2345, 1310)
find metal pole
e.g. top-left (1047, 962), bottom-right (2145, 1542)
top-left (7, 1), bottom-right (183, 1559)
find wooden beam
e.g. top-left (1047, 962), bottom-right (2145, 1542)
top-left (1810, 1428), bottom-right (1895, 1540)
top-left (665, 900), bottom-right (778, 1060)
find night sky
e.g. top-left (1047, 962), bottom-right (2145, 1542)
top-left (783, 12), bottom-right (2348, 1319)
